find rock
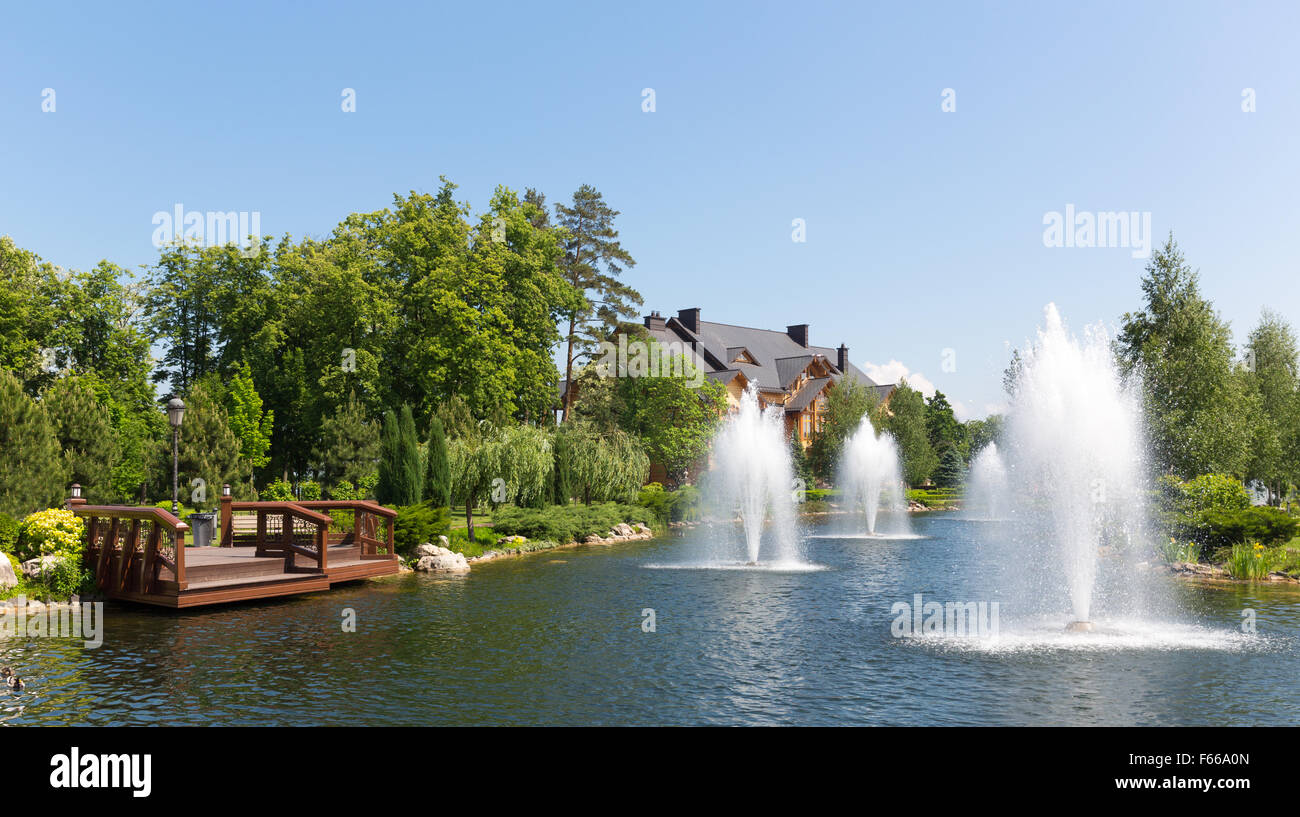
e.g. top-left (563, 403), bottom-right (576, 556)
top-left (413, 542), bottom-right (440, 558)
top-left (413, 544), bottom-right (469, 573)
top-left (613, 523), bottom-right (634, 538)
top-left (495, 535), bottom-right (527, 547)
top-left (21, 555), bottom-right (60, 581)
top-left (0, 557), bottom-right (17, 590)
top-left (584, 534), bottom-right (606, 545)
top-left (636, 524), bottom-right (652, 535)
top-left (437, 535), bottom-right (450, 547)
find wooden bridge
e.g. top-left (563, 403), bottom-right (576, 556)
top-left (69, 486), bottom-right (399, 608)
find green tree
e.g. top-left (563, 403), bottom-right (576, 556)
top-left (154, 375), bottom-right (248, 509)
top-left (312, 392), bottom-right (379, 491)
top-left (43, 375), bottom-right (119, 503)
top-left (1242, 309), bottom-right (1300, 504)
top-left (612, 345), bottom-right (726, 482)
top-left (424, 416), bottom-right (451, 507)
top-left (226, 362), bottom-right (274, 490)
top-left (882, 381), bottom-right (937, 487)
top-left (376, 405), bottom-right (422, 506)
top-left (556, 185), bottom-right (642, 421)
top-left (555, 423), bottom-right (649, 504)
top-left (924, 391), bottom-right (967, 458)
top-left (933, 447), bottom-right (966, 489)
top-left (0, 368), bottom-right (67, 516)
top-left (447, 421), bottom-right (553, 540)
top-left (1117, 234), bottom-right (1251, 478)
top-left (808, 377), bottom-right (876, 482)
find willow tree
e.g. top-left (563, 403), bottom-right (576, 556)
top-left (556, 423), bottom-right (649, 504)
top-left (447, 421), bottom-right (552, 540)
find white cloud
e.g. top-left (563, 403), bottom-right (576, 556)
top-left (861, 359), bottom-right (937, 397)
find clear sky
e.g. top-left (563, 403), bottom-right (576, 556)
top-left (3, 1), bottom-right (1297, 418)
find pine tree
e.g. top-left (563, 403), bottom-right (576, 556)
top-left (933, 447), bottom-right (966, 489)
top-left (314, 392), bottom-right (380, 491)
top-left (555, 185), bottom-right (642, 421)
top-left (43, 375), bottom-right (119, 503)
top-left (155, 375), bottom-right (248, 508)
top-left (376, 404), bottom-right (422, 506)
top-left (226, 362), bottom-right (274, 490)
top-left (0, 368), bottom-right (67, 517)
top-left (424, 416), bottom-right (450, 507)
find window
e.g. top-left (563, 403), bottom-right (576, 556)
top-left (802, 416), bottom-right (811, 437)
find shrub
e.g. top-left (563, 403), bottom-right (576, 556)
top-left (393, 501), bottom-right (451, 556)
top-left (0, 512), bottom-right (18, 554)
top-left (637, 483), bottom-right (673, 523)
top-left (1182, 473), bottom-right (1250, 514)
top-left (260, 479), bottom-right (293, 501)
top-left (44, 554), bottom-right (94, 599)
top-left (299, 481), bottom-right (322, 501)
top-left (1198, 507), bottom-right (1298, 549)
top-left (670, 484), bottom-right (702, 522)
top-left (493, 502), bottom-right (654, 544)
top-left (17, 508), bottom-right (85, 562)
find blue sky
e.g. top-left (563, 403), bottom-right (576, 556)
top-left (3, 1), bottom-right (1298, 418)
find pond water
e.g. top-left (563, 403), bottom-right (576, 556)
top-left (3, 513), bottom-right (1298, 726)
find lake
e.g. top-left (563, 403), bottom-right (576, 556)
top-left (3, 512), bottom-right (1297, 726)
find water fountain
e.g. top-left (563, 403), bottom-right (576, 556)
top-left (966, 443), bottom-right (1008, 521)
top-left (839, 416), bottom-right (910, 536)
top-left (1000, 303), bottom-right (1148, 632)
top-left (708, 386), bottom-right (803, 565)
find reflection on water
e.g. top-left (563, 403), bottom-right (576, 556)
top-left (3, 513), bottom-right (1298, 725)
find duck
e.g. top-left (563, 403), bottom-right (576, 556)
top-left (0, 666), bottom-right (11, 679)
top-left (5, 675), bottom-right (22, 691)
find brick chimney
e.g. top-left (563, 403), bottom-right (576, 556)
top-left (837, 343), bottom-right (849, 372)
top-left (644, 310), bottom-right (666, 331)
top-left (678, 308), bottom-right (701, 333)
top-left (787, 324), bottom-right (809, 348)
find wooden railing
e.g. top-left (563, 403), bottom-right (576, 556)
top-left (220, 501), bottom-right (333, 573)
top-left (72, 504), bottom-right (190, 594)
top-left (293, 501), bottom-right (397, 560)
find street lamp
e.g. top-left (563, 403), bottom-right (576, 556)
top-left (167, 397), bottom-right (186, 514)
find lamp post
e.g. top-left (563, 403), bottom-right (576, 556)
top-left (167, 397), bottom-right (186, 514)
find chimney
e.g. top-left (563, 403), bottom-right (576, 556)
top-left (837, 343), bottom-right (849, 372)
top-left (787, 324), bottom-right (809, 348)
top-left (678, 308), bottom-right (701, 333)
top-left (644, 310), bottom-right (666, 331)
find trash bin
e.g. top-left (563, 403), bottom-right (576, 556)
top-left (189, 512), bottom-right (216, 548)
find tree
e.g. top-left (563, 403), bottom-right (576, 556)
top-left (447, 421), bottom-right (553, 540)
top-left (808, 377), bottom-right (876, 482)
top-left (0, 368), bottom-right (66, 517)
top-left (924, 391), bottom-right (967, 458)
top-left (43, 375), bottom-right (119, 503)
top-left (313, 391), bottom-right (380, 492)
top-left (882, 381), bottom-right (937, 487)
top-left (933, 447), bottom-right (966, 489)
top-left (155, 375), bottom-right (248, 508)
top-left (424, 416), bottom-right (451, 507)
top-left (790, 430), bottom-right (813, 490)
top-left (1242, 309), bottom-right (1300, 504)
top-left (226, 362), bottom-right (274, 490)
top-left (554, 423), bottom-right (649, 504)
top-left (556, 185), bottom-right (642, 421)
top-left (376, 405), bottom-right (422, 507)
top-left (612, 345), bottom-right (726, 482)
top-left (1116, 234), bottom-right (1251, 477)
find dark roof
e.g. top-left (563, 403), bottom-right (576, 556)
top-left (642, 312), bottom-right (894, 401)
top-left (785, 377), bottom-right (832, 412)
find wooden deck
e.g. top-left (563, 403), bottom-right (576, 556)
top-left (70, 492), bottom-right (400, 609)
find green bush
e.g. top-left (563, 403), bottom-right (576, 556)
top-left (0, 512), bottom-right (18, 554)
top-left (1182, 473), bottom-right (1250, 514)
top-left (804, 488), bottom-right (839, 502)
top-left (393, 501), bottom-right (451, 556)
top-left (670, 484), bottom-right (702, 521)
top-left (299, 481), bottom-right (322, 501)
top-left (44, 554), bottom-right (94, 598)
top-left (1198, 507), bottom-right (1298, 549)
top-left (17, 508), bottom-right (85, 562)
top-left (260, 479), bottom-right (293, 501)
top-left (493, 502), bottom-right (653, 544)
top-left (637, 483), bottom-right (674, 523)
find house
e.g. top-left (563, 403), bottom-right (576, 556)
top-left (560, 307), bottom-right (895, 449)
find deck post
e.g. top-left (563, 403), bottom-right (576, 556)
top-left (175, 522), bottom-right (188, 589)
top-left (219, 484), bottom-right (232, 547)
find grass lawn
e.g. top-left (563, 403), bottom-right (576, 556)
top-left (448, 505), bottom-right (494, 530)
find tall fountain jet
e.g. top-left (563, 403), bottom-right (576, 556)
top-left (967, 443), bottom-right (1008, 521)
top-left (710, 387), bottom-right (801, 564)
top-left (1002, 303), bottom-right (1146, 631)
top-left (839, 416), bottom-right (908, 536)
